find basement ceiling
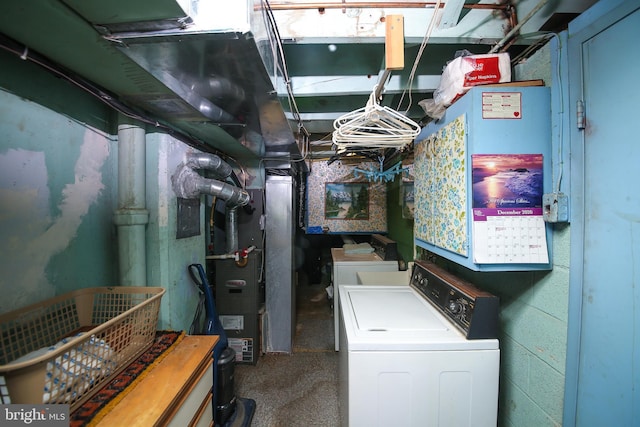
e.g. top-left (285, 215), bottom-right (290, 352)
top-left (0, 0), bottom-right (597, 166)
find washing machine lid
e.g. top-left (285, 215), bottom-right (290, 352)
top-left (356, 270), bottom-right (410, 285)
top-left (340, 285), bottom-right (498, 351)
top-left (331, 247), bottom-right (393, 264)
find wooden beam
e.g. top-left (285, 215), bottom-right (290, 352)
top-left (385, 14), bottom-right (404, 70)
top-left (439, 0), bottom-right (466, 29)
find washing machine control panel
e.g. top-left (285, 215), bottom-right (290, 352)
top-left (410, 261), bottom-right (499, 340)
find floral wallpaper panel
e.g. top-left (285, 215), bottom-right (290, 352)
top-left (414, 114), bottom-right (468, 256)
top-left (414, 133), bottom-right (433, 243)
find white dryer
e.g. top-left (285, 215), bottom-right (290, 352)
top-left (339, 260), bottom-right (500, 427)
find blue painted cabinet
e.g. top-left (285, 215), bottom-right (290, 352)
top-left (414, 86), bottom-right (552, 271)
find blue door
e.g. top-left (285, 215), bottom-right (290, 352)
top-left (566, 2), bottom-right (640, 425)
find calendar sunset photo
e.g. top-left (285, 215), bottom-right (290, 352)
top-left (472, 154), bottom-right (544, 209)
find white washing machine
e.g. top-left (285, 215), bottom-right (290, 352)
top-left (339, 261), bottom-right (500, 427)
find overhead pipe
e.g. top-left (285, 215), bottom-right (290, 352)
top-left (488, 0), bottom-right (548, 53)
top-left (208, 245), bottom-right (256, 267)
top-left (259, 2), bottom-right (509, 11)
top-left (226, 206), bottom-right (240, 255)
top-left (113, 119), bottom-right (149, 286)
top-left (172, 153), bottom-right (251, 261)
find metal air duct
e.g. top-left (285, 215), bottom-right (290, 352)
top-left (172, 153), bottom-right (250, 254)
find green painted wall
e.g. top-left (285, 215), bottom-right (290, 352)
top-left (145, 133), bottom-right (206, 331)
top-left (385, 174), bottom-right (414, 263)
top-left (0, 50), bottom-right (203, 332)
top-left (440, 224), bottom-right (570, 427)
top-left (0, 68), bottom-right (118, 312)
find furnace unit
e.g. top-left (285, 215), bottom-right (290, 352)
top-left (214, 250), bottom-right (263, 364)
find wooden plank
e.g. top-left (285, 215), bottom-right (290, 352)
top-left (95, 335), bottom-right (218, 427)
top-left (385, 14), bottom-right (404, 70)
top-left (482, 79), bottom-right (545, 87)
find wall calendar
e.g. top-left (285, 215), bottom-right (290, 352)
top-left (471, 154), bottom-right (548, 264)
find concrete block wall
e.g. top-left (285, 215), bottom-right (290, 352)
top-left (444, 224), bottom-right (570, 427)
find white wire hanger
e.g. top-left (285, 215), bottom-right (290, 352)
top-left (332, 85), bottom-right (421, 151)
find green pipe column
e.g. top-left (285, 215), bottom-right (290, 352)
top-left (113, 119), bottom-right (149, 286)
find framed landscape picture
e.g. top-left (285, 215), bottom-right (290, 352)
top-left (305, 161), bottom-right (386, 234)
top-left (325, 182), bottom-right (370, 220)
top-left (402, 182), bottom-right (415, 219)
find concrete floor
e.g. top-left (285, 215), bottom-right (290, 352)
top-left (234, 279), bottom-right (339, 427)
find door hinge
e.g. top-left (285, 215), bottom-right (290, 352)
top-left (576, 100), bottom-right (586, 130)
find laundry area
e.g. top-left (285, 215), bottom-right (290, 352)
top-left (1, 1), bottom-right (639, 427)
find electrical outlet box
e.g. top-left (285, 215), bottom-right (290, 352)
top-left (543, 192), bottom-right (569, 223)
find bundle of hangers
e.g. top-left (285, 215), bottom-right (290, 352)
top-left (332, 85), bottom-right (421, 152)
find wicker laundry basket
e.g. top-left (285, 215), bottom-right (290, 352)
top-left (0, 286), bottom-right (165, 411)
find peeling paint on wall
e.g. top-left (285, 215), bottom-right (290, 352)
top-left (0, 130), bottom-right (110, 313)
top-left (0, 149), bottom-right (52, 309)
